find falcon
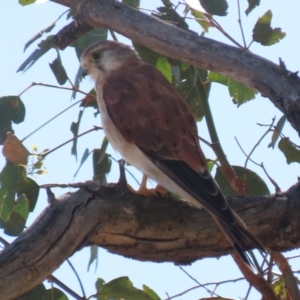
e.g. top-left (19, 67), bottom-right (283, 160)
top-left (81, 40), bottom-right (264, 265)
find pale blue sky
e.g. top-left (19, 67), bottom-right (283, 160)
top-left (1, 1), bottom-right (300, 299)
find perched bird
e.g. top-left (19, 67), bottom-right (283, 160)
top-left (81, 40), bottom-right (264, 265)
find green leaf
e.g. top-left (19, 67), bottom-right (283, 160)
top-left (0, 161), bottom-right (26, 221)
top-left (24, 10), bottom-right (68, 51)
top-left (45, 288), bottom-right (68, 300)
top-left (1, 211), bottom-right (26, 236)
top-left (0, 96), bottom-right (26, 144)
top-left (71, 66), bottom-right (84, 99)
top-left (154, 6), bottom-right (189, 30)
top-left (17, 36), bottom-right (54, 72)
top-left (80, 89), bottom-right (98, 110)
top-left (245, 0), bottom-right (260, 15)
top-left (70, 109), bottom-right (84, 158)
top-left (209, 72), bottom-right (256, 105)
top-left (176, 66), bottom-right (208, 121)
top-left (228, 80), bottom-right (256, 106)
top-left (73, 148), bottom-right (91, 178)
top-left (96, 276), bottom-right (160, 300)
top-left (143, 285), bottom-right (160, 300)
top-left (278, 138), bottom-right (300, 164)
top-left (132, 43), bottom-right (160, 66)
top-left (96, 278), bottom-right (106, 291)
top-left (191, 9), bottom-right (212, 32)
top-left (208, 71), bottom-right (229, 86)
top-left (14, 194), bottom-right (29, 220)
top-left (87, 245), bottom-right (98, 272)
top-left (73, 28), bottom-right (108, 60)
top-left (93, 137), bottom-right (112, 183)
top-left (19, 0), bottom-right (35, 6)
top-left (18, 176), bottom-right (40, 212)
top-left (2, 194), bottom-right (29, 236)
top-left (199, 0), bottom-right (228, 16)
top-left (252, 10), bottom-right (286, 46)
top-left (122, 0), bottom-right (140, 7)
top-left (268, 115), bottom-right (286, 149)
top-left (272, 277), bottom-right (288, 299)
top-left (20, 284), bottom-right (47, 300)
top-left (207, 159), bottom-right (218, 172)
top-left (49, 53), bottom-right (68, 85)
top-left (156, 57), bottom-right (172, 82)
top-left (215, 165), bottom-right (270, 196)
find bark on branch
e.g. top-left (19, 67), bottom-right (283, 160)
top-left (1, 180), bottom-right (300, 299)
top-left (51, 0), bottom-right (300, 134)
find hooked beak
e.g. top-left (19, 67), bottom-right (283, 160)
top-left (81, 67), bottom-right (88, 79)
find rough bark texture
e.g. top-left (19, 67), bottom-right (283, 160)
top-left (1, 181), bottom-right (300, 299)
top-left (51, 0), bottom-right (300, 134)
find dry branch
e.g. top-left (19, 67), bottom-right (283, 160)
top-left (1, 180), bottom-right (300, 299)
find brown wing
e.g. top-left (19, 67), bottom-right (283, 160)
top-left (102, 62), bottom-right (264, 263)
top-left (102, 61), bottom-right (231, 216)
top-left (102, 61), bottom-right (205, 170)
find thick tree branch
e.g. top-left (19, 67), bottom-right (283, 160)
top-left (1, 180), bottom-right (300, 299)
top-left (51, 0), bottom-right (300, 134)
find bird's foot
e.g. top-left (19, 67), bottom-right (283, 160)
top-left (127, 184), bottom-right (168, 197)
top-left (127, 174), bottom-right (169, 197)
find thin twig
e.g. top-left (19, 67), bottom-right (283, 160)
top-left (109, 29), bottom-right (118, 41)
top-left (260, 163), bottom-right (281, 193)
top-left (164, 285), bottom-right (204, 300)
top-left (19, 82), bottom-right (94, 98)
top-left (209, 16), bottom-right (245, 48)
top-left (234, 136), bottom-right (281, 193)
top-left (245, 118), bottom-right (276, 169)
top-left (236, 0), bottom-right (247, 48)
top-left (41, 126), bottom-right (102, 158)
top-left (179, 267), bottom-right (219, 297)
top-left (22, 98), bottom-right (84, 142)
top-left (48, 275), bottom-right (85, 299)
top-left (67, 259), bottom-right (86, 299)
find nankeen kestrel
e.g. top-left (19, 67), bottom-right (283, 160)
top-left (81, 40), bottom-right (264, 265)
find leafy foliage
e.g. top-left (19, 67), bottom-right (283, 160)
top-left (215, 165), bottom-right (270, 196)
top-left (70, 110), bottom-right (84, 158)
top-left (17, 36), bottom-right (55, 72)
top-left (208, 72), bottom-right (256, 105)
top-left (252, 10), bottom-right (286, 46)
top-left (0, 160), bottom-right (39, 234)
top-left (24, 10), bottom-right (69, 51)
top-left (92, 137), bottom-right (111, 183)
top-left (191, 9), bottom-right (213, 32)
top-left (49, 53), bottom-right (68, 85)
top-left (122, 0), bottom-right (140, 7)
top-left (20, 284), bottom-right (68, 300)
top-left (0, 96), bottom-right (26, 144)
top-left (18, 0), bottom-right (35, 6)
top-left (96, 277), bottom-right (160, 300)
top-left (245, 0), bottom-right (260, 15)
top-left (268, 115), bottom-right (286, 148)
top-left (154, 6), bottom-right (189, 30)
top-left (199, 0), bottom-right (228, 16)
top-left (278, 138), bottom-right (300, 164)
top-left (72, 28), bottom-right (108, 60)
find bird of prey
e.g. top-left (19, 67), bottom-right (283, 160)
top-left (81, 40), bottom-right (264, 265)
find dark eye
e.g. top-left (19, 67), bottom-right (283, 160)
top-left (92, 52), bottom-right (100, 60)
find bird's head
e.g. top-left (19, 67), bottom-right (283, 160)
top-left (80, 40), bottom-right (138, 80)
